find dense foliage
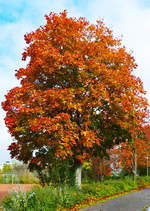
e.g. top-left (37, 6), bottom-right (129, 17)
top-left (2, 11), bottom-right (148, 184)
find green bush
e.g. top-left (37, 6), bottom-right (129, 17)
top-left (2, 185), bottom-right (86, 210)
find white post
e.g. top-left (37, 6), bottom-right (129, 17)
top-left (146, 156), bottom-right (149, 177)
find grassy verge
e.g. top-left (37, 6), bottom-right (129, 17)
top-left (1, 176), bottom-right (150, 211)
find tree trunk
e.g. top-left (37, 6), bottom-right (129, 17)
top-left (133, 147), bottom-right (137, 183)
top-left (75, 164), bottom-right (83, 189)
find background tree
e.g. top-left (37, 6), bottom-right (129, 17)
top-left (2, 11), bottom-right (148, 188)
top-left (2, 163), bottom-right (13, 174)
top-left (91, 154), bottom-right (112, 182)
top-left (111, 128), bottom-right (150, 177)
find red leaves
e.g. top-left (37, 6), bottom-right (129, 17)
top-left (5, 116), bottom-right (16, 128)
top-left (31, 157), bottom-right (41, 164)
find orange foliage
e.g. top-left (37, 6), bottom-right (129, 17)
top-left (2, 11), bottom-right (148, 171)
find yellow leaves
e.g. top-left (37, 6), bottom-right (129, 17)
top-left (82, 131), bottom-right (87, 136)
top-left (83, 160), bottom-right (92, 170)
top-left (14, 126), bottom-right (26, 133)
top-left (81, 130), bottom-right (100, 148)
top-left (68, 102), bottom-right (82, 113)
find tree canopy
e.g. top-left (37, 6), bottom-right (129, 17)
top-left (2, 11), bottom-right (148, 180)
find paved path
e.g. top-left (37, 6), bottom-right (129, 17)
top-left (80, 187), bottom-right (150, 211)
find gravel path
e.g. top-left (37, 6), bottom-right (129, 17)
top-left (80, 187), bottom-right (150, 211)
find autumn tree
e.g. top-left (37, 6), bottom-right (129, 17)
top-left (91, 155), bottom-right (112, 182)
top-left (138, 125), bottom-right (150, 175)
top-left (2, 11), bottom-right (148, 188)
top-left (111, 128), bottom-right (150, 177)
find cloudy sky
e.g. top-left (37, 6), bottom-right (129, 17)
top-left (0, 0), bottom-right (150, 162)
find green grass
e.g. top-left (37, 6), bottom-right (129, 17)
top-left (2, 176), bottom-right (150, 211)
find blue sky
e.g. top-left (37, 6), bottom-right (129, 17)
top-left (1, 0), bottom-right (150, 162)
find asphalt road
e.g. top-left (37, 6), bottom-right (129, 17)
top-left (80, 187), bottom-right (150, 211)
